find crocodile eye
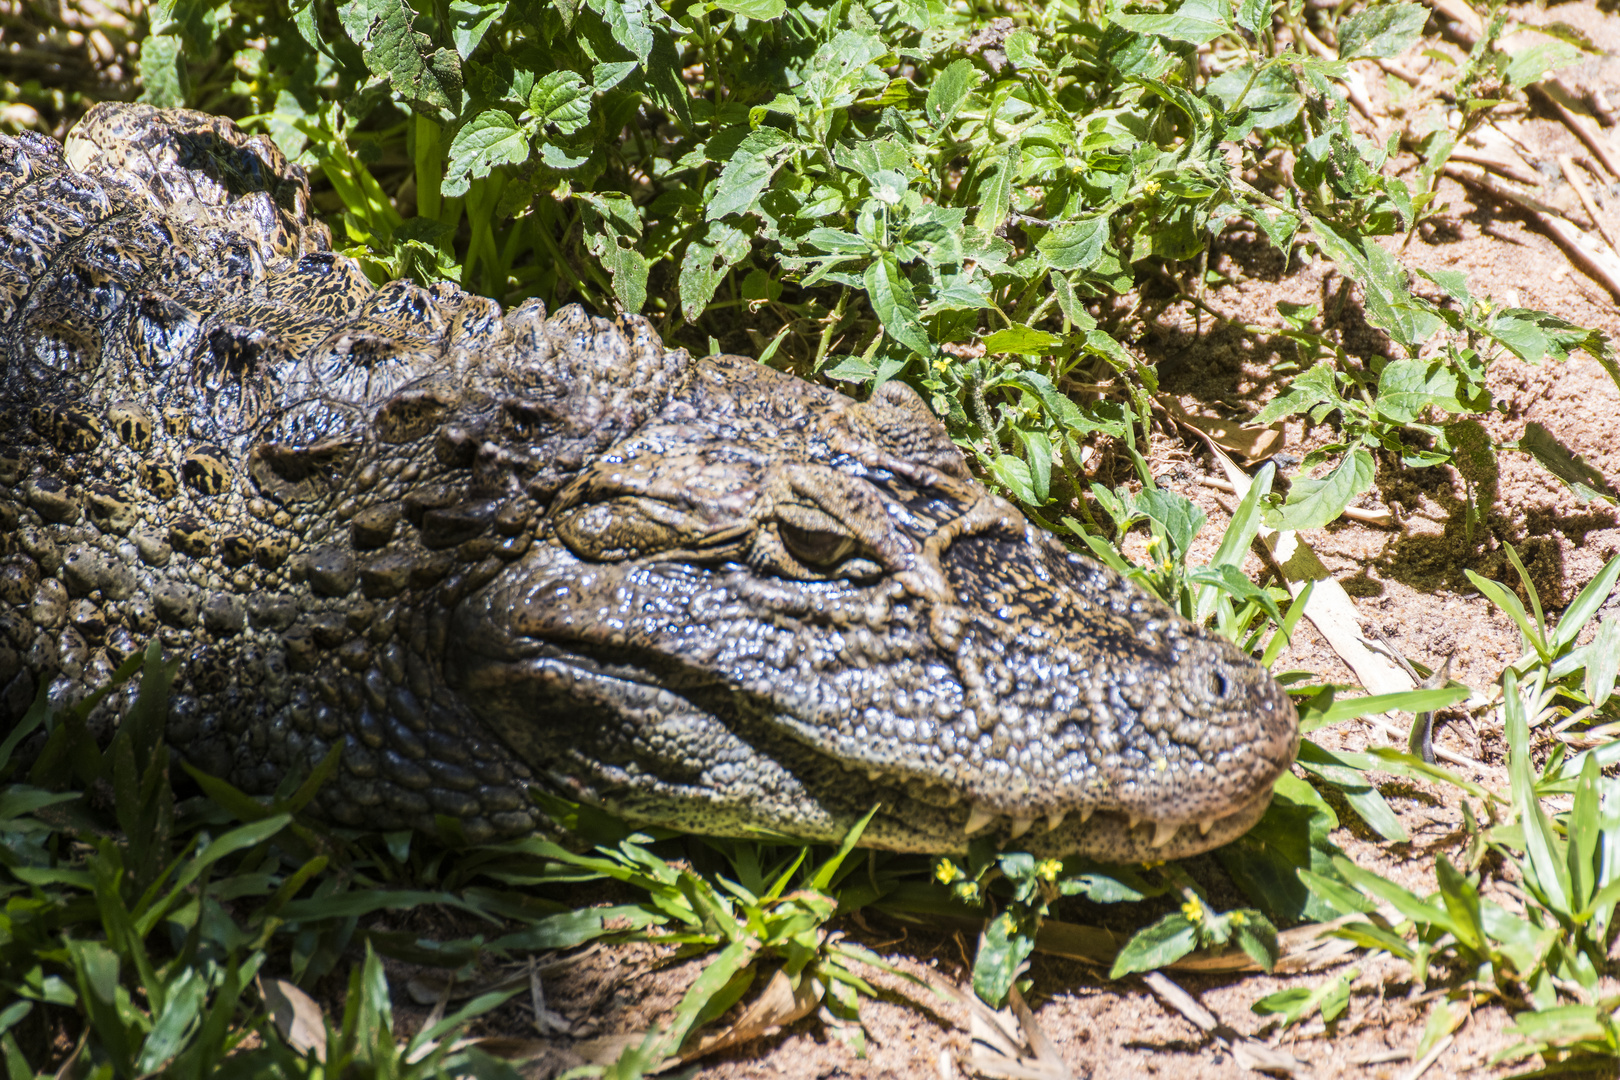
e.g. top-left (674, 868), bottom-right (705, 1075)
top-left (778, 522), bottom-right (856, 567)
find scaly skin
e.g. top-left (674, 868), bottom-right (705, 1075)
top-left (0, 104), bottom-right (1298, 861)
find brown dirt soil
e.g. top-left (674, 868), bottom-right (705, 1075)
top-left (443, 8), bottom-right (1620, 1079)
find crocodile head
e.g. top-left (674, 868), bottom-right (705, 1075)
top-left (450, 336), bottom-right (1298, 862)
top-left (0, 105), bottom-right (1297, 862)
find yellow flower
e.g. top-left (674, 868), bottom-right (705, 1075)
top-left (935, 858), bottom-right (961, 884)
top-left (1230, 910), bottom-right (1247, 927)
top-left (1142, 180), bottom-right (1161, 197)
top-left (1036, 859), bottom-right (1063, 882)
top-left (1180, 896), bottom-right (1205, 924)
top-left (955, 881), bottom-right (981, 903)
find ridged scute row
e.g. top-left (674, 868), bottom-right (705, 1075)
top-left (0, 104), bottom-right (699, 842)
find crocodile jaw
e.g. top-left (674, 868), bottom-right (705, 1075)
top-left (452, 510), bottom-right (1299, 862)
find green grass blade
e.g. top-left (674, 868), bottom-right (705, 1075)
top-left (1465, 570), bottom-right (1547, 663)
top-left (1552, 552), bottom-right (1620, 653)
top-left (1195, 463), bottom-right (1274, 623)
top-left (1504, 543), bottom-right (1548, 647)
top-left (1261, 579), bottom-right (1314, 669)
top-left (665, 939), bottom-right (758, 1054)
top-left (1506, 669), bottom-right (1571, 913)
top-left (1570, 753), bottom-right (1602, 912)
top-left (809, 804), bottom-right (880, 893)
top-left (1304, 685), bottom-right (1470, 731)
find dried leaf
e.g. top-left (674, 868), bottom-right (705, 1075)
top-left (679, 968), bottom-right (823, 1061)
top-left (263, 978), bottom-right (327, 1062)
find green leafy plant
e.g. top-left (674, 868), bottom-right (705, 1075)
top-left (98, 0), bottom-right (1613, 547)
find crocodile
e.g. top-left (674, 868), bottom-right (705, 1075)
top-left (0, 103), bottom-right (1298, 862)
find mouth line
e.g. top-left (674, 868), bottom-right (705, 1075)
top-left (475, 643), bottom-right (1279, 857)
top-left (944, 794), bottom-right (1271, 847)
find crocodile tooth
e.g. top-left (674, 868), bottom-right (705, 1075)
top-left (1078, 806), bottom-right (1095, 824)
top-left (1008, 816), bottom-right (1034, 838)
top-left (1046, 811), bottom-right (1066, 833)
top-left (867, 769), bottom-right (883, 781)
top-left (964, 806), bottom-right (998, 834)
top-left (1151, 821), bottom-right (1179, 848)
top-left (1198, 817), bottom-right (1215, 836)
top-left (1126, 812), bottom-right (1141, 830)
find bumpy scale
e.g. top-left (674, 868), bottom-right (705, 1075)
top-left (0, 104), bottom-right (1299, 861)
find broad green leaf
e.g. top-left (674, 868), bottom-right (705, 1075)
top-left (591, 232), bottom-right (650, 313)
top-left (1017, 428), bottom-right (1052, 503)
top-left (1375, 359), bottom-right (1465, 424)
top-left (137, 35), bottom-right (188, 107)
top-left (1109, 913), bottom-right (1198, 978)
top-left (593, 60), bottom-right (639, 91)
top-left (443, 110), bottom-right (530, 197)
top-left (602, 0), bottom-right (654, 62)
top-left (1233, 912), bottom-right (1280, 973)
top-left (982, 326), bottom-right (1062, 354)
top-left (991, 454), bottom-right (1037, 504)
top-left (338, 0), bottom-right (463, 111)
top-left (1490, 312), bottom-right (1552, 362)
top-left (864, 254), bottom-right (932, 357)
top-left (1417, 268), bottom-right (1470, 303)
top-left (448, 0), bottom-right (505, 58)
top-left (1503, 41), bottom-right (1583, 89)
top-left (1112, 0), bottom-right (1231, 44)
top-left (679, 221), bottom-right (751, 320)
top-left (1137, 486), bottom-right (1205, 561)
top-left (975, 910), bottom-right (1037, 1006)
top-left (1037, 216), bottom-right (1111, 273)
top-left (1250, 361), bottom-right (1341, 426)
top-left (1003, 370), bottom-right (1089, 430)
top-left (975, 149), bottom-right (1013, 232)
top-left (1336, 3), bottom-right (1428, 59)
top-left (148, 0), bottom-right (228, 54)
top-left (708, 127), bottom-right (793, 220)
top-left (529, 70), bottom-right (592, 134)
top-left (1252, 966), bottom-right (1354, 1028)
top-left (926, 58), bottom-right (979, 128)
top-left (582, 191), bottom-right (649, 313)
top-left (713, 0), bottom-right (785, 18)
top-left (1264, 448), bottom-right (1375, 531)
top-left (1236, 0), bottom-right (1271, 33)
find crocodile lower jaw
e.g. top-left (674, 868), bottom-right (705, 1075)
top-left (954, 786), bottom-right (1279, 863)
